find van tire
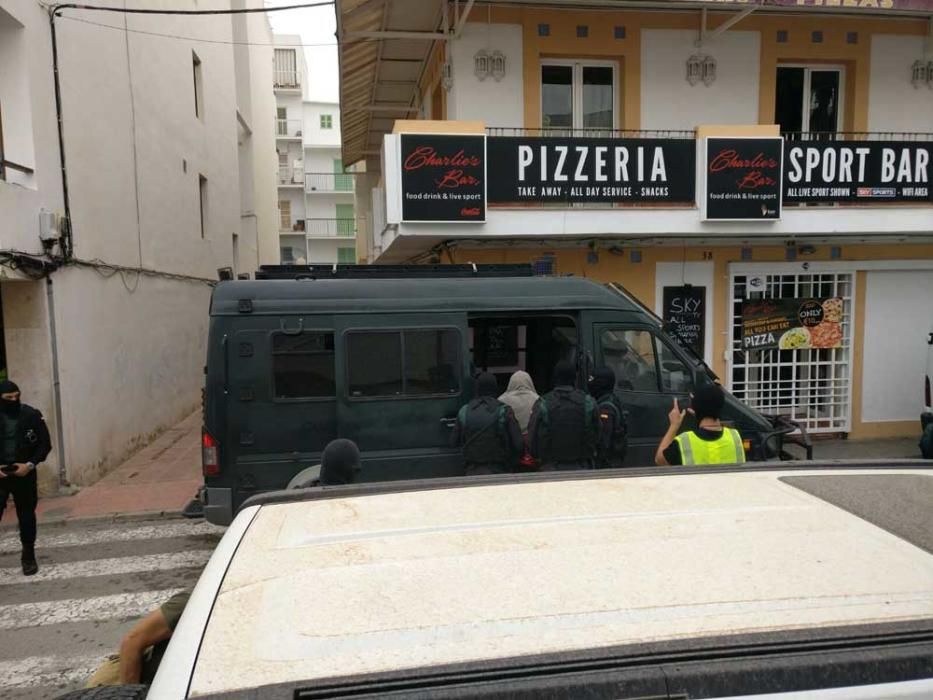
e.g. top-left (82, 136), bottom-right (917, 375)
top-left (53, 685), bottom-right (148, 700)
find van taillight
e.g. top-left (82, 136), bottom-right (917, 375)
top-left (926, 375), bottom-right (932, 409)
top-left (202, 429), bottom-right (220, 477)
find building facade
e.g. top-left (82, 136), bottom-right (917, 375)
top-left (337, 0), bottom-right (933, 442)
top-left (274, 37), bottom-right (359, 264)
top-left (0, 0), bottom-right (278, 489)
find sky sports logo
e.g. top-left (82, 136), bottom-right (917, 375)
top-left (856, 187), bottom-right (897, 198)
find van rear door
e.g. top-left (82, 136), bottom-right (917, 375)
top-left (335, 313), bottom-right (468, 481)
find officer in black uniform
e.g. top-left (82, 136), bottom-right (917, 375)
top-left (452, 373), bottom-right (522, 476)
top-left (528, 360), bottom-right (600, 471)
top-left (588, 366), bottom-right (628, 468)
top-left (0, 379), bottom-right (52, 576)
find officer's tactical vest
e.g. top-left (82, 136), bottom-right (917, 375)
top-left (459, 399), bottom-right (508, 464)
top-left (675, 428), bottom-right (746, 465)
top-left (541, 388), bottom-right (597, 462)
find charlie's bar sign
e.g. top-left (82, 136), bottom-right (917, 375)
top-left (784, 141), bottom-right (932, 203)
top-left (486, 137), bottom-right (696, 204)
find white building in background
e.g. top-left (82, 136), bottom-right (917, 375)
top-left (0, 0), bottom-right (278, 489)
top-left (274, 36), bottom-right (358, 264)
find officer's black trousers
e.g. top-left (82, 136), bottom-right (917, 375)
top-left (0, 470), bottom-right (38, 546)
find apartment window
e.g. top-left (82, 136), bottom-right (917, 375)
top-left (276, 107), bottom-right (287, 136)
top-left (278, 199), bottom-right (291, 230)
top-left (278, 151), bottom-right (288, 168)
top-left (198, 175), bottom-right (208, 238)
top-left (192, 51), bottom-right (203, 119)
top-left (541, 61), bottom-right (616, 131)
top-left (274, 48), bottom-right (299, 88)
top-left (320, 114), bottom-right (333, 129)
top-left (272, 331), bottom-right (336, 399)
top-left (774, 66), bottom-right (843, 137)
top-left (337, 246), bottom-right (355, 263)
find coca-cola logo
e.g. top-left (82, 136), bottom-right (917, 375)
top-left (461, 207), bottom-right (481, 216)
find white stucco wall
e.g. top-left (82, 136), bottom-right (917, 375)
top-left (861, 269), bottom-right (933, 424)
top-left (448, 22), bottom-right (524, 128)
top-left (868, 35), bottom-right (933, 133)
top-left (641, 29), bottom-right (761, 130)
top-left (52, 269), bottom-right (211, 484)
top-left (303, 102), bottom-right (342, 148)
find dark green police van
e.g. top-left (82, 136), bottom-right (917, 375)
top-left (200, 265), bottom-right (800, 525)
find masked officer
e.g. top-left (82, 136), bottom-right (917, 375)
top-left (588, 367), bottom-right (628, 469)
top-left (528, 360), bottom-right (600, 471)
top-left (0, 379), bottom-right (52, 576)
top-left (452, 372), bottom-right (522, 476)
top-left (655, 383), bottom-right (746, 466)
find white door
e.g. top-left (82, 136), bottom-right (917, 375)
top-left (727, 264), bottom-right (854, 434)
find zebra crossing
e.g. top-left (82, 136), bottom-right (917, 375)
top-left (0, 517), bottom-right (223, 700)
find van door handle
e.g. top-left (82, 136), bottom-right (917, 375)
top-left (440, 417), bottom-right (457, 429)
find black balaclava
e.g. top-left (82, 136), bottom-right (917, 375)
top-left (692, 384), bottom-right (726, 423)
top-left (319, 439), bottom-right (361, 486)
top-left (553, 360), bottom-right (577, 388)
top-left (475, 372), bottom-right (499, 399)
top-left (0, 380), bottom-right (21, 416)
top-left (588, 367), bottom-right (616, 398)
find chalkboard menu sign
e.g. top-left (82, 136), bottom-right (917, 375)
top-left (704, 137), bottom-right (783, 220)
top-left (662, 286), bottom-right (706, 357)
top-left (484, 325), bottom-right (518, 367)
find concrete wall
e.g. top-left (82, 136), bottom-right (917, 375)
top-left (448, 23), bottom-right (524, 127)
top-left (641, 29), bottom-right (761, 130)
top-left (867, 34), bottom-right (933, 133)
top-left (51, 268), bottom-right (211, 484)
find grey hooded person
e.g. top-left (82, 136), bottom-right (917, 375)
top-left (498, 371), bottom-right (539, 434)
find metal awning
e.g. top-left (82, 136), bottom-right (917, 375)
top-left (336, 0), bottom-right (933, 169)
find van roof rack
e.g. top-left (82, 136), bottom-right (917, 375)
top-left (254, 264), bottom-right (535, 280)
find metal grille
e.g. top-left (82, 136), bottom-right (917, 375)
top-left (728, 270), bottom-right (854, 433)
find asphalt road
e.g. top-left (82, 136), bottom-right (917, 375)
top-left (0, 518), bottom-right (224, 700)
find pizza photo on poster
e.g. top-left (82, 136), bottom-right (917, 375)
top-left (400, 134), bottom-right (486, 223)
top-left (704, 137), bottom-right (783, 220)
top-left (741, 297), bottom-right (844, 351)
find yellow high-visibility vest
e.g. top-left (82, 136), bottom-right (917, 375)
top-left (675, 428), bottom-right (746, 465)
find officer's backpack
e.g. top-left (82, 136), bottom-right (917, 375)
top-left (458, 400), bottom-right (509, 464)
top-left (598, 397), bottom-right (629, 462)
top-left (540, 388), bottom-right (598, 462)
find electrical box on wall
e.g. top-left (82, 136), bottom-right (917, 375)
top-left (39, 210), bottom-right (61, 242)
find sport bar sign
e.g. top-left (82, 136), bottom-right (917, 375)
top-left (400, 134), bottom-right (486, 223)
top-left (703, 137), bottom-right (783, 220)
top-left (486, 137), bottom-right (696, 204)
top-left (784, 141), bottom-right (932, 203)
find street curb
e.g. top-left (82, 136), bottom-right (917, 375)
top-left (1, 508), bottom-right (190, 531)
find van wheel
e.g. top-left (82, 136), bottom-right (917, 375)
top-left (53, 685), bottom-right (148, 700)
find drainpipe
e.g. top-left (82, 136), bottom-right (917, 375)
top-left (45, 277), bottom-right (68, 487)
top-left (49, 4), bottom-right (76, 260)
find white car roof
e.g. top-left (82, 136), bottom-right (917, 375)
top-left (185, 468), bottom-right (933, 698)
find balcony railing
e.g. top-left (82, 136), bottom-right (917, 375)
top-left (305, 172), bottom-right (356, 193)
top-left (487, 127), bottom-right (696, 139)
top-left (305, 218), bottom-right (356, 238)
top-left (276, 119), bottom-right (303, 138)
top-left (782, 131), bottom-right (933, 142)
top-left (278, 166), bottom-right (304, 186)
top-left (273, 70), bottom-right (301, 90)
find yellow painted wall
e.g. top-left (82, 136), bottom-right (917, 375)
top-left (446, 242), bottom-right (933, 439)
top-left (464, 6), bottom-right (928, 132)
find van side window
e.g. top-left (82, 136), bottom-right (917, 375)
top-left (600, 329), bottom-right (659, 392)
top-left (655, 336), bottom-right (693, 394)
top-left (348, 332), bottom-right (403, 397)
top-left (347, 329), bottom-right (461, 398)
top-left (404, 329), bottom-right (461, 395)
top-left (272, 331), bottom-right (336, 399)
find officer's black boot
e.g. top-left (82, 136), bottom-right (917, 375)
top-left (21, 543), bottom-right (38, 576)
